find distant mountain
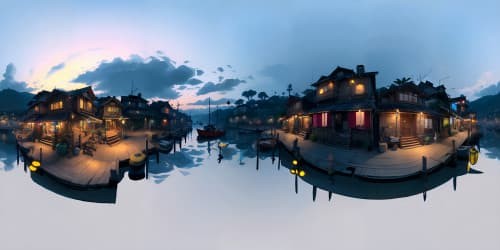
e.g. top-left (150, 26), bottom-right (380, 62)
top-left (0, 88), bottom-right (34, 113)
top-left (469, 92), bottom-right (500, 119)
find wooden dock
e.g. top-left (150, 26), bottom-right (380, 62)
top-left (16, 131), bottom-right (166, 188)
top-left (278, 130), bottom-right (469, 180)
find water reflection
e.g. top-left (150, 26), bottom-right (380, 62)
top-left (480, 129), bottom-right (500, 159)
top-left (278, 146), bottom-right (482, 201)
top-left (0, 128), bottom-right (491, 203)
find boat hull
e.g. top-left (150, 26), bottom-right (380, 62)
top-left (197, 129), bottom-right (225, 138)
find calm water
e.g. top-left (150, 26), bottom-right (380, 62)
top-left (1, 129), bottom-right (499, 250)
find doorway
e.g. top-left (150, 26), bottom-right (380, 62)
top-left (400, 113), bottom-right (416, 137)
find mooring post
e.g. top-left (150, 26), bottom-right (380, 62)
top-left (16, 141), bottom-right (19, 166)
top-left (39, 147), bottom-right (42, 164)
top-left (277, 147), bottom-right (281, 170)
top-left (452, 139), bottom-right (456, 163)
top-left (422, 156), bottom-right (427, 176)
top-left (145, 139), bottom-right (149, 180)
top-left (156, 149), bottom-right (159, 164)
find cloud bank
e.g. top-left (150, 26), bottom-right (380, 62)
top-left (0, 63), bottom-right (33, 92)
top-left (196, 78), bottom-right (246, 95)
top-left (73, 56), bottom-right (198, 99)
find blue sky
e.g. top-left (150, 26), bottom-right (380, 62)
top-left (1, 0), bottom-right (500, 108)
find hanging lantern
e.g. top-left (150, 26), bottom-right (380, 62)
top-left (290, 169), bottom-right (297, 175)
top-left (292, 159), bottom-right (298, 166)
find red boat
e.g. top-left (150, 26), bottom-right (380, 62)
top-left (197, 125), bottom-right (225, 138)
top-left (197, 98), bottom-right (225, 139)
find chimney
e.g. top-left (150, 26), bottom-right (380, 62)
top-left (356, 65), bottom-right (365, 75)
top-left (138, 93), bottom-right (142, 97)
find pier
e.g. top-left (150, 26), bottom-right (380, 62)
top-left (278, 130), bottom-right (469, 180)
top-left (16, 130), bottom-right (165, 188)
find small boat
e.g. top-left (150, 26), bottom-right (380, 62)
top-left (197, 98), bottom-right (225, 139)
top-left (197, 125), bottom-right (225, 138)
top-left (218, 142), bottom-right (228, 149)
top-left (258, 133), bottom-right (277, 151)
top-left (158, 139), bottom-right (174, 153)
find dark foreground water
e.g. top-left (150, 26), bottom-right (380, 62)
top-left (1, 129), bottom-right (499, 250)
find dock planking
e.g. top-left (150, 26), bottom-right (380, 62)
top-left (278, 130), bottom-right (469, 179)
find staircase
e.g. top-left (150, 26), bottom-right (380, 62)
top-left (105, 133), bottom-right (121, 146)
top-left (39, 136), bottom-right (55, 147)
top-left (400, 136), bottom-right (421, 149)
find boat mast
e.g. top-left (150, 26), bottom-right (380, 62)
top-left (208, 97), bottom-right (211, 125)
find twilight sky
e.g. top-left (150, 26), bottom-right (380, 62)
top-left (1, 0), bottom-right (500, 109)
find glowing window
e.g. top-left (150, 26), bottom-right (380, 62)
top-left (321, 112), bottom-right (328, 127)
top-left (356, 111), bottom-right (364, 127)
top-left (86, 101), bottom-right (92, 111)
top-left (50, 101), bottom-right (63, 110)
top-left (79, 98), bottom-right (84, 109)
top-left (355, 83), bottom-right (365, 95)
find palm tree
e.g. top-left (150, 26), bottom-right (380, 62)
top-left (258, 91), bottom-right (269, 100)
top-left (286, 84), bottom-right (293, 96)
top-left (393, 77), bottom-right (412, 86)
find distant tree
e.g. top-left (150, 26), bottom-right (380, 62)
top-left (258, 91), bottom-right (269, 100)
top-left (393, 77), bottom-right (412, 86)
top-left (235, 99), bottom-right (244, 105)
top-left (242, 89), bottom-right (257, 101)
top-left (286, 84), bottom-right (293, 96)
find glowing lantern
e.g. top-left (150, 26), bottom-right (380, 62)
top-left (469, 147), bottom-right (479, 165)
top-left (292, 159), bottom-right (298, 166)
top-left (290, 169), bottom-right (296, 175)
top-left (29, 160), bottom-right (41, 172)
top-left (299, 170), bottom-right (306, 177)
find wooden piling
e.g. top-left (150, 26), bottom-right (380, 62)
top-left (313, 186), bottom-right (317, 202)
top-left (452, 139), bottom-right (456, 163)
top-left (156, 149), bottom-right (160, 164)
top-left (277, 147), bottom-right (281, 170)
top-left (422, 156), bottom-right (427, 175)
top-left (16, 141), bottom-right (19, 166)
top-left (39, 147), bottom-right (42, 163)
top-left (145, 139), bottom-right (149, 180)
top-left (294, 174), bottom-right (298, 194)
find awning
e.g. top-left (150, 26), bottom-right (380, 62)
top-left (308, 101), bottom-right (376, 113)
top-left (77, 112), bottom-right (102, 123)
top-left (377, 103), bottom-right (447, 117)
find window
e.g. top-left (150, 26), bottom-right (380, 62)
top-left (34, 105), bottom-right (39, 113)
top-left (424, 118), bottom-right (433, 129)
top-left (50, 100), bottom-right (63, 110)
top-left (354, 83), bottom-right (365, 95)
top-left (321, 112), bottom-right (328, 127)
top-left (106, 106), bottom-right (119, 113)
top-left (85, 101), bottom-right (92, 111)
top-left (399, 92), bottom-right (418, 103)
top-left (164, 108), bottom-right (170, 114)
top-left (79, 98), bottom-right (84, 109)
top-left (318, 86), bottom-right (328, 95)
top-left (356, 111), bottom-right (365, 127)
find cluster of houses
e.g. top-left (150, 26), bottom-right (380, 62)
top-left (18, 86), bottom-right (191, 148)
top-left (282, 65), bottom-right (475, 150)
